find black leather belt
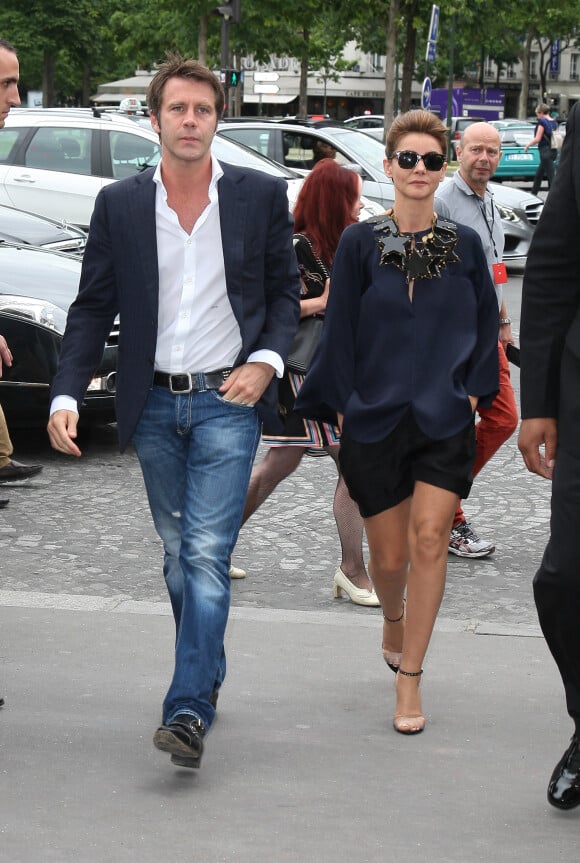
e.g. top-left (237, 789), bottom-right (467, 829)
top-left (153, 368), bottom-right (232, 394)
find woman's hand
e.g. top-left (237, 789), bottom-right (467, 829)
top-left (300, 278), bottom-right (330, 318)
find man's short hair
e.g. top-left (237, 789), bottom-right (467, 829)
top-left (147, 53), bottom-right (224, 121)
top-left (0, 38), bottom-right (17, 54)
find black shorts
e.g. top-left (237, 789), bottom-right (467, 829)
top-left (339, 410), bottom-right (476, 518)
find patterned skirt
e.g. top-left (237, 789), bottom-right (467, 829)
top-left (263, 371), bottom-right (340, 448)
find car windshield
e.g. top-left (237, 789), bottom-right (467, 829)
top-left (322, 128), bottom-right (387, 172)
top-left (497, 126), bottom-right (535, 145)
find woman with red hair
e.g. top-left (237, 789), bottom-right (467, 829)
top-left (236, 158), bottom-right (378, 606)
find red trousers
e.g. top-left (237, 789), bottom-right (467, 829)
top-left (454, 342), bottom-right (518, 526)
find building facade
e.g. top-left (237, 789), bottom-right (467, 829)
top-left (92, 41), bottom-right (578, 119)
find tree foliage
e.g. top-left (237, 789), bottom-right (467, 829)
top-left (1, 0), bottom-right (580, 112)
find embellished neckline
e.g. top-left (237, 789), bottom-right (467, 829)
top-left (370, 209), bottom-right (460, 283)
top-left (388, 208), bottom-right (436, 239)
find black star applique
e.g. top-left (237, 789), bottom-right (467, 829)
top-left (406, 247), bottom-right (435, 280)
top-left (376, 231), bottom-right (409, 267)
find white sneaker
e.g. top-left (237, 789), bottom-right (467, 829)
top-left (228, 564), bottom-right (247, 579)
top-left (448, 522), bottom-right (495, 558)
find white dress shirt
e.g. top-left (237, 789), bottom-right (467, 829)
top-left (154, 157), bottom-right (241, 372)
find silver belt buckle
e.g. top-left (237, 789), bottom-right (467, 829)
top-left (169, 372), bottom-right (193, 394)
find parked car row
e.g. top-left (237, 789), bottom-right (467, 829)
top-left (0, 108), bottom-right (543, 430)
top-left (218, 120), bottom-right (543, 263)
top-left (0, 111), bottom-right (385, 428)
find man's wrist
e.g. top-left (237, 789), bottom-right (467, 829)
top-left (499, 318), bottom-right (511, 325)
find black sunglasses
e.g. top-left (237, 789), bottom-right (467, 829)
top-left (392, 150), bottom-right (446, 171)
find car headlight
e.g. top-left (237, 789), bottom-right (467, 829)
top-left (0, 295), bottom-right (68, 334)
top-left (495, 204), bottom-right (521, 224)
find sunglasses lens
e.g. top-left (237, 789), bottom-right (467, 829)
top-left (397, 151), bottom-right (419, 169)
top-left (423, 153), bottom-right (445, 170)
top-left (394, 151), bottom-right (445, 171)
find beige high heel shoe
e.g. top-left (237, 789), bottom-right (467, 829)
top-left (382, 601), bottom-right (405, 673)
top-left (333, 567), bottom-right (381, 607)
top-left (393, 668), bottom-right (425, 735)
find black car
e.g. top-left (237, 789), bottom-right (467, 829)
top-left (0, 243), bottom-right (116, 427)
top-left (0, 204), bottom-right (86, 256)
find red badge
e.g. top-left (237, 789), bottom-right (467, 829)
top-left (493, 262), bottom-right (508, 284)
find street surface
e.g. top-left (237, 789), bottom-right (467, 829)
top-left (0, 271), bottom-right (549, 633)
top-left (4, 269), bottom-right (579, 863)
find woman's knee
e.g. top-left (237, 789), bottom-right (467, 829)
top-left (411, 521), bottom-right (450, 561)
top-left (370, 549), bottom-right (408, 578)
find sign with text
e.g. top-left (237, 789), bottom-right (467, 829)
top-left (425, 4), bottom-right (440, 63)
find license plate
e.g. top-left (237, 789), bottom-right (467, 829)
top-left (506, 153), bottom-right (534, 161)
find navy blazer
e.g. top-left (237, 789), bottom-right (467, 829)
top-left (521, 102), bottom-right (580, 420)
top-left (51, 162), bottom-right (301, 451)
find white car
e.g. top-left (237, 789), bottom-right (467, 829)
top-left (0, 109), bottom-right (308, 228)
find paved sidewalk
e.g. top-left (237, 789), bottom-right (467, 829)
top-left (1, 596), bottom-right (578, 863)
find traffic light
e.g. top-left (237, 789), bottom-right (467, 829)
top-left (222, 69), bottom-right (240, 87)
top-left (215, 1), bottom-right (241, 22)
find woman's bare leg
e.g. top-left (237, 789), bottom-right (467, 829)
top-left (396, 482), bottom-right (458, 731)
top-left (364, 498), bottom-right (411, 665)
top-left (325, 445), bottom-right (372, 591)
top-left (365, 483), bottom-right (458, 731)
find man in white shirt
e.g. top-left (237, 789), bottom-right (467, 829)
top-left (47, 55), bottom-right (301, 769)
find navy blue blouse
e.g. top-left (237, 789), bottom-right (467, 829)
top-left (295, 218), bottom-right (499, 443)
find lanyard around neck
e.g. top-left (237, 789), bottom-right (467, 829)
top-left (478, 194), bottom-right (499, 262)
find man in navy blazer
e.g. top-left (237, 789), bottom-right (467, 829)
top-left (48, 55), bottom-right (300, 769)
top-left (519, 101), bottom-right (580, 809)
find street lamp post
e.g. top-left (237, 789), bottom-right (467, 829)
top-left (215, 2), bottom-right (241, 116)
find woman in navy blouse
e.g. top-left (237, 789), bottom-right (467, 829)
top-left (296, 110), bottom-right (499, 735)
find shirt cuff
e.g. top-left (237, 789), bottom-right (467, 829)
top-left (50, 395), bottom-right (79, 416)
top-left (247, 349), bottom-right (284, 379)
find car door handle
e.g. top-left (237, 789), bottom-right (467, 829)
top-left (13, 175), bottom-right (36, 183)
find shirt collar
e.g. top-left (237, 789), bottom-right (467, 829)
top-left (153, 153), bottom-right (224, 197)
top-left (454, 169), bottom-right (492, 203)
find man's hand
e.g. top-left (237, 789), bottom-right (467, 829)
top-left (47, 410), bottom-right (82, 457)
top-left (499, 323), bottom-right (515, 352)
top-left (0, 335), bottom-right (13, 378)
top-left (518, 417), bottom-right (557, 479)
top-left (219, 362), bottom-right (274, 406)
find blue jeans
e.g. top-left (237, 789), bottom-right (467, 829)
top-left (132, 385), bottom-right (261, 730)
